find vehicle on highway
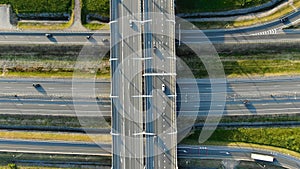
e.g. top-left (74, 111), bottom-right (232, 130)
top-left (86, 35), bottom-right (91, 39)
top-left (243, 99), bottom-right (249, 105)
top-left (162, 83), bottom-right (166, 92)
top-left (32, 83), bottom-right (41, 87)
top-left (178, 149), bottom-right (187, 153)
top-left (129, 20), bottom-right (133, 27)
top-left (45, 33), bottom-right (52, 38)
top-left (251, 153), bottom-right (274, 162)
top-left (153, 45), bottom-right (157, 52)
top-left (280, 17), bottom-right (288, 23)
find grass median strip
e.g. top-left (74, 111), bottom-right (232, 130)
top-left (176, 0), bottom-right (270, 13)
top-left (0, 130), bottom-right (111, 143)
top-left (83, 23), bottom-right (109, 30)
top-left (0, 0), bottom-right (73, 14)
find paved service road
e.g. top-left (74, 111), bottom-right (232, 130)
top-left (0, 32), bottom-right (110, 45)
top-left (0, 139), bottom-right (298, 169)
top-left (1, 9), bottom-right (300, 45)
top-left (180, 9), bottom-right (300, 44)
top-left (0, 5), bottom-right (14, 30)
top-left (178, 145), bottom-right (300, 169)
top-left (0, 139), bottom-right (110, 156)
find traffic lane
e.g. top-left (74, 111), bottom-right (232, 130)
top-left (6, 83), bottom-right (294, 100)
top-left (0, 80), bottom-right (110, 97)
top-left (178, 145), bottom-right (300, 169)
top-left (182, 32), bottom-right (300, 44)
top-left (0, 139), bottom-right (110, 156)
top-left (0, 100), bottom-right (111, 116)
top-left (0, 33), bottom-right (110, 45)
top-left (178, 100), bottom-right (300, 116)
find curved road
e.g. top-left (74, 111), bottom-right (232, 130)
top-left (0, 9), bottom-right (300, 44)
top-left (0, 139), bottom-right (298, 169)
top-left (178, 145), bottom-right (300, 169)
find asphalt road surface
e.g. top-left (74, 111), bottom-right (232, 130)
top-left (0, 139), bottom-right (298, 169)
top-left (0, 139), bottom-right (110, 156)
top-left (1, 9), bottom-right (300, 44)
top-left (0, 5), bottom-right (13, 30)
top-left (180, 9), bottom-right (300, 44)
top-left (1, 77), bottom-right (300, 117)
top-left (147, 0), bottom-right (178, 168)
top-left (110, 0), bottom-right (144, 168)
top-left (178, 145), bottom-right (300, 169)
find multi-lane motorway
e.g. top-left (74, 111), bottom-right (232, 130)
top-left (2, 77), bottom-right (300, 117)
top-left (110, 0), bottom-right (144, 168)
top-left (145, 0), bottom-right (178, 168)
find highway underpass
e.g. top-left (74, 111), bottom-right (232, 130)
top-left (2, 77), bottom-right (300, 117)
top-left (0, 139), bottom-right (298, 169)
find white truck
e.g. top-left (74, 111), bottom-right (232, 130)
top-left (251, 153), bottom-right (274, 162)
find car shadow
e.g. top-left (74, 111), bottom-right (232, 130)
top-left (243, 101), bottom-right (257, 114)
top-left (270, 94), bottom-right (279, 104)
top-left (47, 37), bottom-right (58, 43)
top-left (33, 84), bottom-right (47, 96)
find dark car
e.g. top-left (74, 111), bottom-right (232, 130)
top-left (45, 33), bottom-right (52, 38)
top-left (280, 17), bottom-right (288, 23)
top-left (153, 45), bottom-right (157, 52)
top-left (243, 99), bottom-right (249, 104)
top-left (32, 83), bottom-right (41, 87)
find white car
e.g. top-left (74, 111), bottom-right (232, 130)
top-left (161, 84), bottom-right (165, 92)
top-left (129, 20), bottom-right (133, 27)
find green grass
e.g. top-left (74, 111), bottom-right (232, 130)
top-left (0, 152), bottom-right (111, 168)
top-left (4, 71), bottom-right (110, 79)
top-left (181, 127), bottom-right (300, 158)
top-left (0, 114), bottom-right (111, 129)
top-left (17, 22), bottom-right (72, 30)
top-left (191, 0), bottom-right (300, 29)
top-left (180, 52), bottom-right (300, 78)
top-left (83, 23), bottom-right (109, 30)
top-left (0, 130), bottom-right (111, 143)
top-left (176, 0), bottom-right (270, 13)
top-left (193, 114), bottom-right (300, 125)
top-left (81, 0), bottom-right (109, 23)
top-left (0, 0), bottom-right (73, 14)
top-left (0, 55), bottom-right (110, 79)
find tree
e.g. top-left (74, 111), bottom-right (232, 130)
top-left (8, 163), bottom-right (18, 169)
top-left (237, 0), bottom-right (248, 7)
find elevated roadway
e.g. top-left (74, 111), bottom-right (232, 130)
top-left (144, 0), bottom-right (177, 168)
top-left (110, 0), bottom-right (144, 168)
